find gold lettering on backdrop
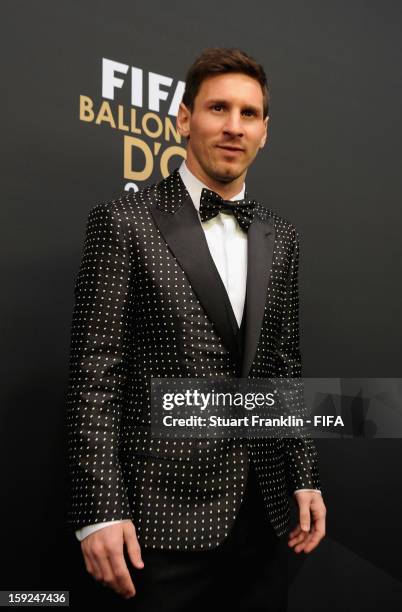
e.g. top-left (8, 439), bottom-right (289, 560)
top-left (117, 105), bottom-right (129, 131)
top-left (79, 95), bottom-right (186, 180)
top-left (124, 136), bottom-right (153, 181)
top-left (161, 147), bottom-right (186, 178)
top-left (79, 96), bottom-right (183, 141)
top-left (142, 113), bottom-right (163, 138)
top-left (79, 95), bottom-right (95, 122)
top-left (165, 118), bottom-right (181, 143)
top-left (130, 109), bottom-right (141, 134)
top-left (124, 138), bottom-right (186, 180)
top-left (95, 101), bottom-right (116, 128)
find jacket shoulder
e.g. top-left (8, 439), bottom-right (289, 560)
top-left (255, 203), bottom-right (300, 241)
top-left (86, 181), bottom-right (159, 222)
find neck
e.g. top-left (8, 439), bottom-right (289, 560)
top-left (185, 153), bottom-right (245, 200)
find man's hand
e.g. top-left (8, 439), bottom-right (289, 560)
top-left (80, 519), bottom-right (144, 599)
top-left (288, 491), bottom-right (326, 554)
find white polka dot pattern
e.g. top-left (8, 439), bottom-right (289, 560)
top-left (66, 168), bottom-right (321, 550)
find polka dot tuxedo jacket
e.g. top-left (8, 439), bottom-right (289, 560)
top-left (66, 167), bottom-right (321, 550)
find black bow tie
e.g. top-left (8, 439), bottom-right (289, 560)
top-left (199, 187), bottom-right (256, 232)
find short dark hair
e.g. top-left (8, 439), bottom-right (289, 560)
top-left (182, 47), bottom-right (270, 119)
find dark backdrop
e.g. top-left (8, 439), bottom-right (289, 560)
top-left (1, 1), bottom-right (402, 609)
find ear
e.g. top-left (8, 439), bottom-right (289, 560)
top-left (176, 102), bottom-right (191, 138)
top-left (259, 115), bottom-right (269, 148)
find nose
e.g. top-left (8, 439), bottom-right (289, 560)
top-left (223, 110), bottom-right (244, 137)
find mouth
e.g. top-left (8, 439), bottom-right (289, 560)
top-left (216, 145), bottom-right (245, 154)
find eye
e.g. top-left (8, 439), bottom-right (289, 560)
top-left (212, 104), bottom-right (224, 111)
top-left (243, 109), bottom-right (256, 117)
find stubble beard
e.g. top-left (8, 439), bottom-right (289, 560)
top-left (203, 155), bottom-right (247, 185)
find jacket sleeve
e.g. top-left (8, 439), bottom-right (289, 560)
top-left (274, 227), bottom-right (322, 495)
top-left (66, 201), bottom-right (134, 531)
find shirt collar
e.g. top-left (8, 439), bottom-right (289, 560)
top-left (178, 159), bottom-right (245, 212)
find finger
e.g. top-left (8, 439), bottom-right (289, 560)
top-left (89, 543), bottom-right (125, 596)
top-left (288, 531), bottom-right (307, 548)
top-left (288, 527), bottom-right (306, 544)
top-left (302, 532), bottom-right (321, 553)
top-left (294, 532), bottom-right (312, 553)
top-left (97, 554), bottom-right (121, 590)
top-left (86, 547), bottom-right (104, 582)
top-left (298, 503), bottom-right (311, 532)
top-left (81, 548), bottom-right (95, 576)
top-left (288, 531), bottom-right (305, 546)
top-left (91, 554), bottom-right (111, 583)
top-left (288, 525), bottom-right (302, 539)
top-left (311, 502), bottom-right (327, 523)
top-left (108, 552), bottom-right (136, 598)
top-left (300, 530), bottom-right (321, 553)
top-left (124, 524), bottom-right (144, 569)
top-left (303, 520), bottom-right (326, 553)
top-left (313, 515), bottom-right (326, 539)
top-left (291, 533), bottom-right (310, 552)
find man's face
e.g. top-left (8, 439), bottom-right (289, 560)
top-left (177, 72), bottom-right (268, 185)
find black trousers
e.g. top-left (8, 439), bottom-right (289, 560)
top-left (125, 462), bottom-right (288, 611)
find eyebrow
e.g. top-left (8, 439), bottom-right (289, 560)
top-left (206, 99), bottom-right (262, 116)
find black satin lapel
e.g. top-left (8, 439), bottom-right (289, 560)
top-left (241, 217), bottom-right (275, 377)
top-left (149, 195), bottom-right (239, 357)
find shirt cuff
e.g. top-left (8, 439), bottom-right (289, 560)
top-left (75, 520), bottom-right (125, 542)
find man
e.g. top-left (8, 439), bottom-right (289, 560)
top-left (66, 47), bottom-right (326, 610)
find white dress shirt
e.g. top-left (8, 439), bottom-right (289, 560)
top-left (75, 160), bottom-right (320, 542)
